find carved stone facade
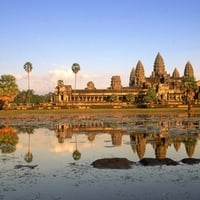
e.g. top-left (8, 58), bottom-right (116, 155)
top-left (129, 60), bottom-right (145, 88)
top-left (184, 61), bottom-right (194, 77)
top-left (52, 52), bottom-right (200, 107)
top-left (86, 81), bottom-right (96, 90)
top-left (110, 75), bottom-right (122, 90)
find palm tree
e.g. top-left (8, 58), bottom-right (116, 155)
top-left (71, 63), bottom-right (80, 105)
top-left (24, 62), bottom-right (33, 103)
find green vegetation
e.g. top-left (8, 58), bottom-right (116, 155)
top-left (0, 75), bottom-right (19, 110)
top-left (13, 90), bottom-right (52, 104)
top-left (125, 93), bottom-right (135, 103)
top-left (144, 87), bottom-right (157, 104)
top-left (0, 126), bottom-right (19, 153)
top-left (180, 76), bottom-right (198, 116)
top-left (0, 73), bottom-right (51, 110)
top-left (109, 94), bottom-right (118, 102)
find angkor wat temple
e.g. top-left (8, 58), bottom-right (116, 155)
top-left (52, 52), bottom-right (200, 107)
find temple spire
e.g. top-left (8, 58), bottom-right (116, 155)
top-left (135, 60), bottom-right (145, 85)
top-left (172, 67), bottom-right (180, 78)
top-left (153, 52), bottom-right (166, 77)
top-left (184, 61), bottom-right (194, 77)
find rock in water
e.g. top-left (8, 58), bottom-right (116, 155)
top-left (92, 158), bottom-right (134, 169)
top-left (181, 158), bottom-right (200, 165)
top-left (140, 158), bottom-right (178, 166)
top-left (14, 164), bottom-right (38, 169)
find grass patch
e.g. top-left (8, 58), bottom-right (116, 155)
top-left (1, 107), bottom-right (200, 119)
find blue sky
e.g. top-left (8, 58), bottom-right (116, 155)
top-left (0, 0), bottom-right (200, 94)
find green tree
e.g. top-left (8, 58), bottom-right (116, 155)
top-left (109, 94), bottom-right (118, 102)
top-left (14, 90), bottom-right (52, 105)
top-left (13, 90), bottom-right (28, 104)
top-left (24, 62), bottom-right (33, 103)
top-left (126, 93), bottom-right (135, 103)
top-left (0, 75), bottom-right (18, 110)
top-left (180, 76), bottom-right (197, 116)
top-left (144, 88), bottom-right (157, 104)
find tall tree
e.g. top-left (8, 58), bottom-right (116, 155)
top-left (144, 87), bottom-right (157, 104)
top-left (24, 62), bottom-right (33, 102)
top-left (180, 76), bottom-right (197, 116)
top-left (0, 75), bottom-right (18, 110)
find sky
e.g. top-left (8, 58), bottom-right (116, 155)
top-left (0, 0), bottom-right (200, 94)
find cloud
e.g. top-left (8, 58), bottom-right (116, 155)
top-left (49, 137), bottom-right (96, 153)
top-left (15, 73), bottom-right (26, 80)
top-left (47, 67), bottom-right (111, 91)
top-left (48, 68), bottom-right (74, 85)
top-left (15, 66), bottom-right (112, 94)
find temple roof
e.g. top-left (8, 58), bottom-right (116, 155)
top-left (135, 60), bottom-right (145, 83)
top-left (136, 60), bottom-right (145, 75)
top-left (172, 67), bottom-right (180, 78)
top-left (130, 67), bottom-right (135, 78)
top-left (184, 61), bottom-right (194, 77)
top-left (129, 67), bottom-right (135, 86)
top-left (153, 52), bottom-right (166, 76)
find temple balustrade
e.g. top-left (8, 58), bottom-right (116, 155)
top-left (53, 88), bottom-right (140, 104)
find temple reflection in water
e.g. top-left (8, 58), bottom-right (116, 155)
top-left (55, 117), bottom-right (200, 160)
top-left (1, 115), bottom-right (200, 162)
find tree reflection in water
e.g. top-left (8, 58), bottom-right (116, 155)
top-left (72, 132), bottom-right (81, 160)
top-left (16, 126), bottom-right (34, 163)
top-left (0, 125), bottom-right (18, 153)
top-left (55, 123), bottom-right (82, 160)
top-left (24, 133), bottom-right (33, 163)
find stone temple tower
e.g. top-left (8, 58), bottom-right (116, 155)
top-left (110, 75), bottom-right (122, 90)
top-left (129, 67), bottom-right (136, 87)
top-left (152, 52), bottom-right (167, 78)
top-left (150, 52), bottom-right (170, 84)
top-left (135, 60), bottom-right (145, 86)
top-left (184, 61), bottom-right (194, 77)
top-left (172, 68), bottom-right (180, 78)
top-left (129, 60), bottom-right (145, 87)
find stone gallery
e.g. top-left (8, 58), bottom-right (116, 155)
top-left (52, 53), bottom-right (200, 107)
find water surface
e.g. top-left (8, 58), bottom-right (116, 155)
top-left (1, 113), bottom-right (200, 200)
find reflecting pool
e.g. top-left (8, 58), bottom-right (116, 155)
top-left (1, 113), bottom-right (200, 200)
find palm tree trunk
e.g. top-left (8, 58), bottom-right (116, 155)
top-left (28, 72), bottom-right (30, 90)
top-left (28, 72), bottom-right (30, 103)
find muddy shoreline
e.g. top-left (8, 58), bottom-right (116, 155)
top-left (0, 107), bottom-right (197, 123)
